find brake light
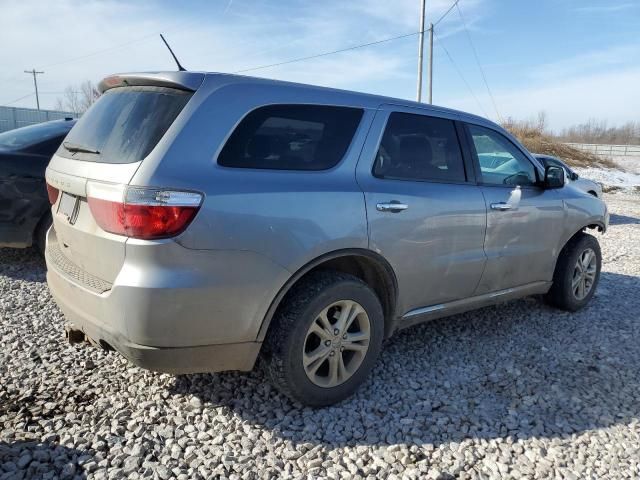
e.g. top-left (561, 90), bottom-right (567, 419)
top-left (87, 183), bottom-right (203, 240)
top-left (46, 183), bottom-right (59, 205)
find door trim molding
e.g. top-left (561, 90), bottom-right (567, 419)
top-left (399, 281), bottom-right (551, 329)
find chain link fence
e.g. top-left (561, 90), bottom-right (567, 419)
top-left (564, 143), bottom-right (640, 157)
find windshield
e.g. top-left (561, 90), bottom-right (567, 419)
top-left (536, 155), bottom-right (575, 176)
top-left (0, 121), bottom-right (73, 150)
top-left (57, 86), bottom-right (192, 164)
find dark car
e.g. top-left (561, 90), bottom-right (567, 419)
top-left (0, 118), bottom-right (76, 252)
top-left (534, 154), bottom-right (602, 198)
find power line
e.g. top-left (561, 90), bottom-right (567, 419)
top-left (232, 0), bottom-right (460, 94)
top-left (433, 31), bottom-right (489, 118)
top-left (233, 31), bottom-right (420, 74)
top-left (417, 0), bottom-right (426, 102)
top-left (433, 0), bottom-right (460, 27)
top-left (455, 2), bottom-right (502, 122)
top-left (4, 93), bottom-right (34, 106)
top-left (23, 1), bottom-right (460, 82)
top-left (419, 0), bottom-right (461, 103)
top-left (38, 34), bottom-right (158, 69)
top-left (2, 91), bottom-right (84, 106)
top-left (36, 3), bottom-right (235, 71)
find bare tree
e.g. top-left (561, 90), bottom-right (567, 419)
top-left (501, 111), bottom-right (548, 137)
top-left (536, 111), bottom-right (547, 133)
top-left (54, 80), bottom-right (100, 114)
top-left (558, 120), bottom-right (640, 145)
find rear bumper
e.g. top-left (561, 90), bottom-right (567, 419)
top-left (44, 228), bottom-right (289, 374)
top-left (47, 266), bottom-right (260, 373)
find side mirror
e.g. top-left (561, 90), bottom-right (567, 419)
top-left (571, 172), bottom-right (579, 181)
top-left (544, 165), bottom-right (565, 189)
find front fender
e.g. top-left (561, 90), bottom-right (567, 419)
top-left (558, 192), bottom-right (608, 251)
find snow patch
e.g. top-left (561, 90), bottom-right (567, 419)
top-left (574, 167), bottom-right (640, 192)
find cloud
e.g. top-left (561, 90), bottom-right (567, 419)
top-left (574, 3), bottom-right (637, 14)
top-left (443, 66), bottom-right (640, 130)
top-left (2, 0), bottom-right (637, 131)
top-left (529, 44), bottom-right (640, 81)
top-left (0, 0), bottom-right (484, 109)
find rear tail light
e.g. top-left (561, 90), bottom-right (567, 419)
top-left (46, 183), bottom-right (60, 205)
top-left (87, 182), bottom-right (203, 240)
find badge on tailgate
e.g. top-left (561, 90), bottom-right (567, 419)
top-left (57, 192), bottom-right (79, 225)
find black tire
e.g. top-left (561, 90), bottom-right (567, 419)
top-left (546, 233), bottom-right (601, 311)
top-left (34, 213), bottom-right (52, 256)
top-left (263, 271), bottom-right (384, 407)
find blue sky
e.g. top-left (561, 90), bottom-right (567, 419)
top-left (1, 0), bottom-right (639, 130)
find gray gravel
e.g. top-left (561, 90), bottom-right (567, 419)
top-left (2, 192), bottom-right (640, 479)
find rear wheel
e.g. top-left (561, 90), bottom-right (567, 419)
top-left (263, 271), bottom-right (384, 406)
top-left (546, 233), bottom-right (601, 311)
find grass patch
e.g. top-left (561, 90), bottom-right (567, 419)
top-left (503, 119), bottom-right (618, 169)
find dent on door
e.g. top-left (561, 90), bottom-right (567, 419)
top-left (475, 186), bottom-right (564, 294)
top-left (366, 182), bottom-right (488, 313)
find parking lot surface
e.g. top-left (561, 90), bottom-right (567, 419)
top-left (1, 193), bottom-right (639, 479)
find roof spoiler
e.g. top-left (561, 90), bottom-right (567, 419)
top-left (98, 72), bottom-right (205, 93)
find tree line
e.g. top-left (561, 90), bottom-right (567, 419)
top-left (502, 112), bottom-right (640, 146)
top-left (556, 119), bottom-right (640, 146)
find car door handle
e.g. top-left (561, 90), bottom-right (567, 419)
top-left (490, 202), bottom-right (512, 211)
top-left (376, 201), bottom-right (409, 213)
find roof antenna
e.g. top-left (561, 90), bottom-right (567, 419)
top-left (160, 34), bottom-right (186, 71)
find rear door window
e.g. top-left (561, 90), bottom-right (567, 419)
top-left (57, 86), bottom-right (192, 164)
top-left (218, 105), bottom-right (363, 170)
top-left (373, 112), bottom-right (466, 182)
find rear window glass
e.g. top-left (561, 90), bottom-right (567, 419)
top-left (373, 112), bottom-right (466, 182)
top-left (0, 121), bottom-right (73, 151)
top-left (218, 105), bottom-right (363, 170)
top-left (57, 86), bottom-right (192, 164)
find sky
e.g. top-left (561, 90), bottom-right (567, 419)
top-left (1, 0), bottom-right (639, 131)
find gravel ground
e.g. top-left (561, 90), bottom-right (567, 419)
top-left (2, 193), bottom-right (640, 480)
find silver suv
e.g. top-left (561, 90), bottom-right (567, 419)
top-left (45, 72), bottom-right (608, 406)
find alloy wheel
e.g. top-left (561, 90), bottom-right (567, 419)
top-left (572, 248), bottom-right (597, 300)
top-left (302, 300), bottom-right (371, 388)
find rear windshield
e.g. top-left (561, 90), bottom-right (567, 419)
top-left (57, 86), bottom-right (192, 164)
top-left (218, 104), bottom-right (364, 170)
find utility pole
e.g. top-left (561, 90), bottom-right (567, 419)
top-left (427, 22), bottom-right (433, 104)
top-left (416, 0), bottom-right (426, 102)
top-left (24, 68), bottom-right (44, 110)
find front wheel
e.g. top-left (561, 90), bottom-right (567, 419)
top-left (546, 233), bottom-right (602, 311)
top-left (263, 271), bottom-right (384, 406)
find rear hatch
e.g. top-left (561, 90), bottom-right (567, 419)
top-left (46, 73), bottom-right (201, 285)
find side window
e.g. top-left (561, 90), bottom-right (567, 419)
top-left (467, 124), bottom-right (537, 186)
top-left (218, 105), bottom-right (363, 170)
top-left (373, 112), bottom-right (466, 182)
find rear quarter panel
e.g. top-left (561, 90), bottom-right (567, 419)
top-left (131, 80), bottom-right (377, 273)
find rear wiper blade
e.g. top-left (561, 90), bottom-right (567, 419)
top-left (63, 141), bottom-right (100, 154)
